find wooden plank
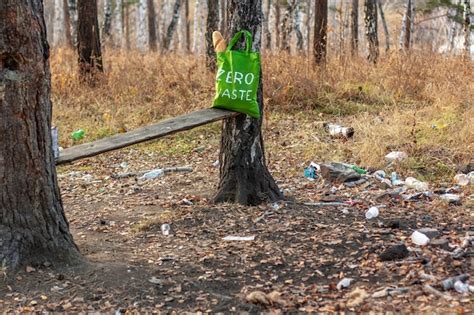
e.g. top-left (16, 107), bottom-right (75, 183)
top-left (56, 108), bottom-right (237, 165)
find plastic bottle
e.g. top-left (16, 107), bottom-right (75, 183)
top-left (391, 172), bottom-right (404, 186)
top-left (405, 177), bottom-right (429, 192)
top-left (365, 206), bottom-right (379, 219)
top-left (411, 231), bottom-right (430, 246)
top-left (161, 224), bottom-right (170, 236)
top-left (140, 169), bottom-right (164, 180)
top-left (71, 129), bottom-right (85, 141)
top-left (324, 123), bottom-right (354, 138)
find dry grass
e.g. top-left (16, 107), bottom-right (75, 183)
top-left (51, 48), bottom-right (473, 181)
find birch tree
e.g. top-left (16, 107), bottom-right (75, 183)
top-left (148, 0), bottom-right (158, 51)
top-left (206, 0), bottom-right (219, 70)
top-left (377, 0), bottom-right (390, 51)
top-left (294, 0), bottom-right (304, 51)
top-left (364, 0), bottom-right (379, 63)
top-left (136, 0), bottom-right (149, 51)
top-left (103, 0), bottom-right (113, 44)
top-left (53, 0), bottom-right (66, 46)
top-left (193, 0), bottom-right (207, 54)
top-left (281, 0), bottom-right (297, 52)
top-left (0, 0), bottom-right (81, 271)
top-left (68, 0), bottom-right (78, 47)
top-left (163, 0), bottom-right (183, 51)
top-left (399, 0), bottom-right (413, 50)
top-left (463, 0), bottom-right (471, 58)
top-left (214, 0), bottom-right (282, 205)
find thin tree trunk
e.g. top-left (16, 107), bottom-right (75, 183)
top-left (163, 0), bottom-right (182, 51)
top-left (64, 0), bottom-right (74, 48)
top-left (136, 0), bottom-right (148, 51)
top-left (264, 0), bottom-right (272, 51)
top-left (77, 0), bottom-right (103, 83)
top-left (125, 2), bottom-right (131, 50)
top-left (464, 0), bottom-right (471, 59)
top-left (377, 0), bottom-right (390, 52)
top-left (193, 0), bottom-right (203, 53)
top-left (54, 0), bottom-right (66, 46)
top-left (185, 0), bottom-right (191, 52)
top-left (206, 0), bottom-right (219, 70)
top-left (68, 0), bottom-right (78, 47)
top-left (399, 0), bottom-right (412, 50)
top-left (449, 0), bottom-right (462, 52)
top-left (314, 0), bottom-right (328, 64)
top-left (103, 0), bottom-right (113, 45)
top-left (214, 0), bottom-right (282, 205)
top-left (148, 0), bottom-right (158, 51)
top-left (294, 0), bottom-right (304, 51)
top-left (0, 0), bottom-right (81, 271)
top-left (114, 0), bottom-right (124, 49)
top-left (281, 0), bottom-right (297, 52)
top-left (364, 0), bottom-right (379, 63)
top-left (275, 3), bottom-right (281, 50)
top-left (351, 0), bottom-right (359, 56)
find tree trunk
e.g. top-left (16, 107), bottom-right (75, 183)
top-left (68, 0), bottom-right (78, 47)
top-left (136, 0), bottom-right (149, 51)
top-left (364, 0), bottom-right (379, 63)
top-left (206, 0), bottom-right (219, 70)
top-left (463, 0), bottom-right (471, 58)
top-left (214, 0), bottom-right (282, 206)
top-left (163, 0), bottom-right (182, 51)
top-left (294, 0), bottom-right (304, 52)
top-left (64, 0), bottom-right (74, 48)
top-left (103, 0), bottom-right (113, 45)
top-left (280, 0), bottom-right (297, 52)
top-left (275, 3), bottom-right (281, 50)
top-left (314, 0), bottom-right (328, 64)
top-left (193, 0), bottom-right (203, 53)
top-left (377, 0), bottom-right (390, 52)
top-left (351, 0), bottom-right (358, 56)
top-left (148, 0), bottom-right (158, 51)
top-left (185, 0), bottom-right (191, 52)
top-left (0, 0), bottom-right (81, 271)
top-left (449, 0), bottom-right (462, 52)
top-left (219, 0), bottom-right (228, 37)
top-left (53, 0), bottom-right (66, 46)
top-left (264, 0), bottom-right (272, 51)
top-left (125, 2), bottom-right (130, 50)
top-left (77, 0), bottom-right (103, 83)
top-left (399, 0), bottom-right (412, 50)
top-left (114, 0), bottom-right (124, 49)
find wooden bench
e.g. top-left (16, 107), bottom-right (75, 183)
top-left (56, 108), bottom-right (237, 165)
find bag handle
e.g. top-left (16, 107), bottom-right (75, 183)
top-left (226, 30), bottom-right (253, 53)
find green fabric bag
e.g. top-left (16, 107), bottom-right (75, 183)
top-left (212, 30), bottom-right (261, 118)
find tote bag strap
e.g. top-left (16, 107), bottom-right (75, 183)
top-left (226, 30), bottom-right (253, 53)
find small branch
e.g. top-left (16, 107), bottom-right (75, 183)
top-left (422, 285), bottom-right (453, 301)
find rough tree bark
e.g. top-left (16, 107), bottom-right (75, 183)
top-left (294, 0), bottom-right (304, 51)
top-left (364, 0), bottom-right (379, 63)
top-left (219, 0), bottom-right (228, 38)
top-left (280, 0), bottom-right (297, 52)
top-left (463, 0), bottom-right (471, 58)
top-left (314, 0), bottom-right (328, 64)
top-left (53, 0), bottom-right (66, 46)
top-left (67, 0), bottom-right (78, 47)
top-left (399, 0), bottom-right (412, 50)
top-left (351, 0), bottom-right (358, 56)
top-left (0, 0), bottom-right (81, 271)
top-left (275, 3), bottom-right (281, 50)
top-left (136, 0), bottom-right (148, 51)
top-left (214, 0), bottom-right (283, 206)
top-left (113, 0), bottom-right (124, 49)
top-left (77, 0), bottom-right (103, 82)
top-left (148, 0), bottom-right (158, 51)
top-left (206, 0), bottom-right (219, 70)
top-left (377, 0), bottom-right (390, 52)
top-left (163, 0), bottom-right (183, 51)
top-left (185, 0), bottom-right (191, 52)
top-left (264, 0), bottom-right (272, 51)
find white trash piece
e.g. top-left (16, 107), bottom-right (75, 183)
top-left (385, 151), bottom-right (408, 163)
top-left (51, 126), bottom-right (59, 159)
top-left (411, 231), bottom-right (430, 246)
top-left (405, 177), bottom-right (429, 192)
top-left (161, 224), bottom-right (171, 236)
top-left (454, 174), bottom-right (470, 186)
top-left (468, 171), bottom-right (474, 184)
top-left (222, 235), bottom-right (255, 241)
top-left (453, 280), bottom-right (469, 294)
top-left (336, 278), bottom-right (353, 290)
top-left (439, 194), bottom-right (461, 204)
top-left (365, 207), bottom-right (379, 219)
top-left (141, 168), bottom-right (164, 180)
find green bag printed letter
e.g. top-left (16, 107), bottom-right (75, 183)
top-left (212, 30), bottom-right (261, 118)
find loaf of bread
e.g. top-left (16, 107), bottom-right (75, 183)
top-left (212, 31), bottom-right (227, 52)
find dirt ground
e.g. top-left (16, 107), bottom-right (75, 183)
top-left (1, 124), bottom-right (473, 313)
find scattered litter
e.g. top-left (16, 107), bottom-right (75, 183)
top-left (222, 235), bottom-right (255, 241)
top-left (453, 173), bottom-right (470, 186)
top-left (344, 177), bottom-right (367, 187)
top-left (119, 162), bottom-right (128, 169)
top-left (212, 160), bottom-right (219, 167)
top-left (453, 280), bottom-right (470, 294)
top-left (161, 224), bottom-right (171, 236)
top-left (441, 274), bottom-right (469, 290)
top-left (411, 231), bottom-right (430, 246)
top-left (141, 169), bottom-right (165, 180)
top-left (71, 129), bottom-right (85, 141)
top-left (323, 123), bottom-right (354, 138)
top-left (439, 193), bottom-right (461, 205)
top-left (320, 162), bottom-right (361, 183)
top-left (148, 277), bottom-right (163, 285)
top-left (113, 166), bottom-right (193, 179)
top-left (390, 172), bottom-right (404, 186)
top-left (336, 278), bottom-right (353, 290)
top-left (181, 198), bottom-right (193, 205)
top-left (365, 206), bottom-right (379, 219)
top-left (405, 177), bottom-right (429, 192)
top-left (304, 162), bottom-right (320, 180)
top-left (303, 202), bottom-right (346, 207)
top-left (385, 151), bottom-right (408, 163)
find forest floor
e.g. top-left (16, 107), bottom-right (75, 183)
top-left (1, 113), bottom-right (473, 313)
